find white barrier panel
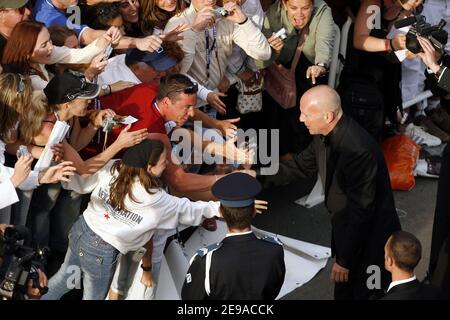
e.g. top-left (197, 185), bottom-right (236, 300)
top-left (156, 221), bottom-right (331, 300)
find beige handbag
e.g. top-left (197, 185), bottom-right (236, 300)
top-left (236, 73), bottom-right (264, 114)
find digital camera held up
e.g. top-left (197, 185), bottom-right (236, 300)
top-left (16, 145), bottom-right (30, 159)
top-left (213, 7), bottom-right (229, 19)
top-left (395, 15), bottom-right (448, 54)
top-left (102, 116), bottom-right (117, 133)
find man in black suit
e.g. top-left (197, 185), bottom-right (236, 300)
top-left (181, 172), bottom-right (285, 300)
top-left (259, 85), bottom-right (401, 300)
top-left (382, 231), bottom-right (444, 300)
top-left (417, 36), bottom-right (450, 299)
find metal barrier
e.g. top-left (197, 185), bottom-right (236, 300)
top-left (328, 23), bottom-right (342, 89)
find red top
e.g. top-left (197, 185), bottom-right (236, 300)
top-left (80, 83), bottom-right (165, 159)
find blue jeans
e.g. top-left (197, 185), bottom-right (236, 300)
top-left (27, 184), bottom-right (82, 253)
top-left (42, 215), bottom-right (119, 300)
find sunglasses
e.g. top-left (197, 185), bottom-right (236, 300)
top-left (172, 82), bottom-right (198, 95)
top-left (18, 4), bottom-right (29, 15)
top-left (16, 74), bottom-right (26, 95)
top-left (65, 77), bottom-right (90, 101)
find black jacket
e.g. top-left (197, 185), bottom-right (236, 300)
top-left (181, 233), bottom-right (285, 300)
top-left (426, 55), bottom-right (450, 95)
top-left (381, 279), bottom-right (445, 300)
top-left (260, 115), bottom-right (401, 272)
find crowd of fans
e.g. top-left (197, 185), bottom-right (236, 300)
top-left (0, 0), bottom-right (449, 300)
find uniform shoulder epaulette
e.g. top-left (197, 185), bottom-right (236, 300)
top-left (260, 235), bottom-right (283, 246)
top-left (195, 242), bottom-right (223, 258)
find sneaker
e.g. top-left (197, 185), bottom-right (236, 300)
top-left (405, 123), bottom-right (442, 147)
top-left (414, 159), bottom-right (439, 178)
top-left (414, 115), bottom-right (449, 143)
top-left (429, 107), bottom-right (450, 134)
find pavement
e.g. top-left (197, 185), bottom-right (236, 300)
top-left (253, 177), bottom-right (438, 300)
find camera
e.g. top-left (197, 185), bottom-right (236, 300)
top-left (102, 116), bottom-right (117, 133)
top-left (0, 226), bottom-right (49, 300)
top-left (274, 28), bottom-right (287, 40)
top-left (16, 145), bottom-right (30, 159)
top-left (213, 7), bottom-right (229, 19)
top-left (395, 15), bottom-right (448, 54)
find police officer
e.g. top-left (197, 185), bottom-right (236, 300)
top-left (181, 172), bottom-right (285, 300)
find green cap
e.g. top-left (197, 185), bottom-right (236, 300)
top-left (0, 0), bottom-right (29, 9)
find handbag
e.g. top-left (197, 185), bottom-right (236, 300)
top-left (265, 28), bottom-right (308, 109)
top-left (235, 73), bottom-right (263, 114)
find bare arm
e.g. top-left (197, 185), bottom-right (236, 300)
top-left (61, 125), bottom-right (148, 177)
top-left (140, 237), bottom-right (155, 288)
top-left (354, 0), bottom-right (389, 52)
top-left (149, 132), bottom-right (219, 197)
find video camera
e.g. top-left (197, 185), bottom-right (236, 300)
top-left (395, 15), bottom-right (448, 54)
top-left (0, 226), bottom-right (49, 300)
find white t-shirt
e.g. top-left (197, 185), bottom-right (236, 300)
top-left (63, 160), bottom-right (220, 254)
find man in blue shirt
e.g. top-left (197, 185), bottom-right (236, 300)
top-left (32, 0), bottom-right (89, 39)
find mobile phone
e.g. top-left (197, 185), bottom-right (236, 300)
top-left (105, 45), bottom-right (113, 58)
top-left (274, 28), bottom-right (287, 40)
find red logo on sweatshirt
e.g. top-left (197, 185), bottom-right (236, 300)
top-left (104, 213), bottom-right (110, 220)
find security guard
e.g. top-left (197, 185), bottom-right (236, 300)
top-left (181, 172), bottom-right (286, 300)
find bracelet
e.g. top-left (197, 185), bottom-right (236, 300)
top-left (141, 264), bottom-right (152, 272)
top-left (107, 85), bottom-right (112, 95)
top-left (389, 38), bottom-right (395, 52)
top-left (385, 39), bottom-right (391, 52)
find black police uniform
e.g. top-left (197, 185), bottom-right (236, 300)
top-left (181, 173), bottom-right (286, 300)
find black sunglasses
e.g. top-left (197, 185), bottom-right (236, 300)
top-left (16, 74), bottom-right (26, 95)
top-left (169, 82), bottom-right (198, 95)
top-left (18, 2), bottom-right (31, 15)
top-left (65, 77), bottom-right (90, 101)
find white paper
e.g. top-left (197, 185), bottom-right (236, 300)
top-left (387, 26), bottom-right (411, 62)
top-left (34, 121), bottom-right (70, 171)
top-left (118, 116), bottom-right (138, 125)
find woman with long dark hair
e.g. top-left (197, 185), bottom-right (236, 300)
top-left (2, 20), bottom-right (120, 90)
top-left (42, 139), bottom-right (221, 300)
top-left (140, 0), bottom-right (186, 35)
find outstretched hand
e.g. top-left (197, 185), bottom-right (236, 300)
top-left (255, 199), bottom-right (268, 214)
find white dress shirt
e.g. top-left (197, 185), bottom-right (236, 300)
top-left (387, 275), bottom-right (417, 292)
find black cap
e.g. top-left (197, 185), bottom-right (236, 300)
top-left (122, 140), bottom-right (156, 169)
top-left (125, 48), bottom-right (176, 71)
top-left (44, 73), bottom-right (101, 105)
top-left (212, 172), bottom-right (261, 208)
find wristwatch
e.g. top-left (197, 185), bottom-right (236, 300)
top-left (316, 63), bottom-right (328, 69)
top-left (101, 84), bottom-right (111, 95)
top-left (141, 264), bottom-right (152, 272)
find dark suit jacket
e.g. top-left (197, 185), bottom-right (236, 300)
top-left (260, 115), bottom-right (401, 273)
top-left (381, 279), bottom-right (445, 300)
top-left (181, 233), bottom-right (285, 300)
top-left (426, 55), bottom-right (450, 95)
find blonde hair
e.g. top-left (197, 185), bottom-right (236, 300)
top-left (20, 91), bottom-right (53, 144)
top-left (0, 74), bottom-right (32, 143)
top-left (0, 73), bottom-right (50, 144)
